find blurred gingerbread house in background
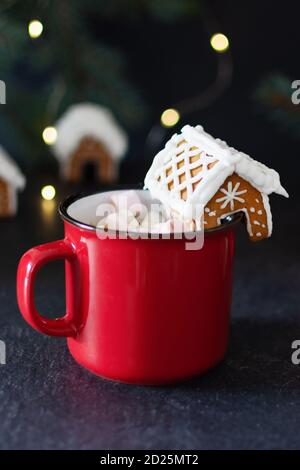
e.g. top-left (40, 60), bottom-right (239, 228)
top-left (0, 146), bottom-right (25, 217)
top-left (52, 103), bottom-right (128, 184)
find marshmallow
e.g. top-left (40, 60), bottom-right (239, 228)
top-left (172, 218), bottom-right (196, 233)
top-left (97, 191), bottom-right (202, 235)
top-left (140, 207), bottom-right (166, 230)
top-left (111, 190), bottom-right (141, 210)
top-left (99, 210), bottom-right (139, 232)
top-left (110, 190), bottom-right (148, 222)
top-left (95, 202), bottom-right (116, 226)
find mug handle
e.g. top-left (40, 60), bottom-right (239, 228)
top-left (17, 239), bottom-right (79, 337)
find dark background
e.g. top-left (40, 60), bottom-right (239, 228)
top-left (0, 0), bottom-right (299, 450)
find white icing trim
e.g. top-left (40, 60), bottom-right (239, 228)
top-left (233, 151), bottom-right (289, 197)
top-left (144, 125), bottom-right (289, 216)
top-left (144, 126), bottom-right (234, 216)
top-left (217, 195), bottom-right (272, 238)
top-left (261, 193), bottom-right (273, 236)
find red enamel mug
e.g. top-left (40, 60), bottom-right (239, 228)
top-left (17, 190), bottom-right (240, 385)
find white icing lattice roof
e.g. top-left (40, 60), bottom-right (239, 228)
top-left (0, 146), bottom-right (25, 189)
top-left (144, 125), bottom-right (288, 217)
top-left (53, 103), bottom-right (128, 162)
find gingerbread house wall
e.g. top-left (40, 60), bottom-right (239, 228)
top-left (0, 178), bottom-right (16, 217)
top-left (63, 137), bottom-right (117, 184)
top-left (203, 173), bottom-right (271, 241)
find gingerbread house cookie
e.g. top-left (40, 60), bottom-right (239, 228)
top-left (0, 146), bottom-right (25, 217)
top-left (144, 125), bottom-right (288, 241)
top-left (53, 103), bottom-right (128, 184)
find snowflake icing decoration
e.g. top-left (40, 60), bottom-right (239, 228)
top-left (216, 181), bottom-right (247, 211)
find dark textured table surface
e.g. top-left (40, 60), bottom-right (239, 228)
top-left (0, 180), bottom-right (299, 450)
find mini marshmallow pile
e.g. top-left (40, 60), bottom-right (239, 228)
top-left (94, 190), bottom-right (198, 234)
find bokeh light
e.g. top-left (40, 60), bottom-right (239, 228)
top-left (210, 33), bottom-right (229, 52)
top-left (28, 20), bottom-right (43, 39)
top-left (42, 126), bottom-right (57, 145)
top-left (160, 108), bottom-right (180, 128)
top-left (41, 185), bottom-right (56, 201)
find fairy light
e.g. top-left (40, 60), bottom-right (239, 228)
top-left (210, 33), bottom-right (229, 53)
top-left (42, 126), bottom-right (57, 145)
top-left (41, 185), bottom-right (56, 201)
top-left (28, 20), bottom-right (43, 39)
top-left (160, 108), bottom-right (180, 128)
